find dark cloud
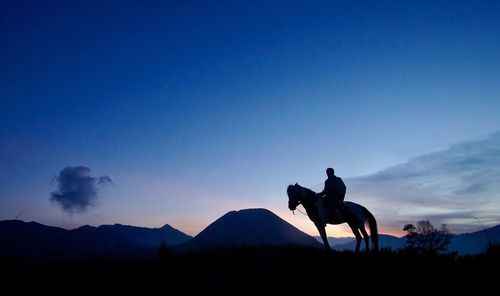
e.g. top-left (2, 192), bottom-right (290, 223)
top-left (50, 166), bottom-right (112, 214)
top-left (347, 131), bottom-right (500, 234)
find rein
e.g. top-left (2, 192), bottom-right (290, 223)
top-left (295, 207), bottom-right (308, 217)
top-left (292, 190), bottom-right (310, 217)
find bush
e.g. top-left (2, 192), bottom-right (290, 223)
top-left (403, 220), bottom-right (452, 255)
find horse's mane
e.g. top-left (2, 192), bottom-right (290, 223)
top-left (290, 183), bottom-right (316, 197)
top-left (301, 185), bottom-right (316, 196)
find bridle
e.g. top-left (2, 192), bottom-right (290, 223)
top-left (294, 207), bottom-right (308, 217)
top-left (291, 187), bottom-right (309, 217)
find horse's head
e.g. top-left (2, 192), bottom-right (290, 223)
top-left (287, 183), bottom-right (302, 211)
top-left (287, 183), bottom-right (317, 211)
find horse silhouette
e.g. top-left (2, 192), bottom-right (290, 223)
top-left (287, 183), bottom-right (379, 252)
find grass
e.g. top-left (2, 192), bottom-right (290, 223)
top-left (1, 245), bottom-right (498, 294)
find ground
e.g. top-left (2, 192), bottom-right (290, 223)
top-left (2, 246), bottom-right (497, 294)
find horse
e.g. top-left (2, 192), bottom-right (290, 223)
top-left (287, 183), bottom-right (379, 252)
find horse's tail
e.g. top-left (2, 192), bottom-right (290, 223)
top-left (362, 207), bottom-right (379, 251)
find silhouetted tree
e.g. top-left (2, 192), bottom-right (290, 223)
top-left (403, 220), bottom-right (451, 254)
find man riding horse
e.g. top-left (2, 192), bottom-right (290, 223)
top-left (317, 167), bottom-right (346, 219)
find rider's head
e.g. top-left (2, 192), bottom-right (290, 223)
top-left (326, 167), bottom-right (334, 177)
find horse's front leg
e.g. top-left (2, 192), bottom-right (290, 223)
top-left (315, 223), bottom-right (330, 250)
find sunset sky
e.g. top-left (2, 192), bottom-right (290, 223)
top-left (1, 1), bottom-right (499, 237)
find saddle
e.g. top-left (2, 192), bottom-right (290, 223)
top-left (323, 199), bottom-right (344, 221)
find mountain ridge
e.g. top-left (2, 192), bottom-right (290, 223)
top-left (0, 219), bottom-right (191, 258)
top-left (331, 224), bottom-right (500, 254)
top-left (178, 208), bottom-right (322, 251)
top-left (1, 213), bottom-right (498, 256)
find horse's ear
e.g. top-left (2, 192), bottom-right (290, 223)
top-left (295, 182), bottom-right (298, 186)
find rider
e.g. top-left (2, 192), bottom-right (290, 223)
top-left (317, 167), bottom-right (346, 215)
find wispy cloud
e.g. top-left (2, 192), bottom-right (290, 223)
top-left (347, 132), bottom-right (500, 235)
top-left (50, 166), bottom-right (112, 214)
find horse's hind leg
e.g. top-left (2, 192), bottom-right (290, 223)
top-left (349, 224), bottom-right (362, 253)
top-left (360, 226), bottom-right (370, 251)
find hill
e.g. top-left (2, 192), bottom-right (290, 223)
top-left (1, 216), bottom-right (498, 257)
top-left (0, 220), bottom-right (191, 258)
top-left (178, 208), bottom-right (321, 250)
top-left (331, 225), bottom-right (500, 254)
top-left (314, 236), bottom-right (355, 246)
top-left (73, 223), bottom-right (191, 247)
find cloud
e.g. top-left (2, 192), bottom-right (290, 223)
top-left (347, 131), bottom-right (500, 234)
top-left (50, 166), bottom-right (112, 214)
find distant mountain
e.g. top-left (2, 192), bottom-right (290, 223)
top-left (449, 224), bottom-right (500, 254)
top-left (333, 234), bottom-right (405, 251)
top-left (2, 217), bottom-right (498, 257)
top-left (179, 208), bottom-right (322, 251)
top-left (314, 236), bottom-right (355, 246)
top-left (0, 220), bottom-right (85, 257)
top-left (0, 220), bottom-right (191, 258)
top-left (331, 225), bottom-right (500, 254)
top-left (73, 223), bottom-right (192, 248)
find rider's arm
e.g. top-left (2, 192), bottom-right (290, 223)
top-left (317, 181), bottom-right (327, 196)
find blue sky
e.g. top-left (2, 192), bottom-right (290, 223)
top-left (1, 1), bottom-right (500, 237)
